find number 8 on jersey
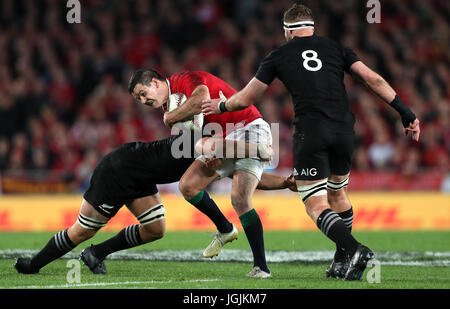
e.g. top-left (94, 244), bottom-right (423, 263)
top-left (301, 50), bottom-right (322, 71)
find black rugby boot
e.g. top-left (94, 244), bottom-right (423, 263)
top-left (344, 244), bottom-right (374, 281)
top-left (14, 258), bottom-right (39, 274)
top-left (80, 245), bottom-right (107, 275)
top-left (326, 257), bottom-right (350, 279)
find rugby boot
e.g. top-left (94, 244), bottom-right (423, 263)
top-left (203, 224), bottom-right (238, 258)
top-left (80, 245), bottom-right (107, 275)
top-left (344, 244), bottom-right (374, 281)
top-left (326, 257), bottom-right (349, 279)
top-left (14, 258), bottom-right (39, 274)
top-left (245, 266), bottom-right (272, 279)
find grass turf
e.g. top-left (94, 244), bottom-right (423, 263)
top-left (0, 231), bottom-right (449, 289)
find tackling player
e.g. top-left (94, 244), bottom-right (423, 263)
top-left (129, 69), bottom-right (274, 278)
top-left (201, 4), bottom-right (420, 281)
top-left (14, 134), bottom-right (295, 274)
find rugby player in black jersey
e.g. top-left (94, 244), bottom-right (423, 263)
top-left (14, 133), bottom-right (296, 275)
top-left (202, 4), bottom-right (420, 281)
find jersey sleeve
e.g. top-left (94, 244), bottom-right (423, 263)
top-left (255, 50), bottom-right (278, 85)
top-left (179, 72), bottom-right (207, 97)
top-left (342, 46), bottom-right (360, 74)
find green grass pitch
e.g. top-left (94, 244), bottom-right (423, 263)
top-left (0, 231), bottom-right (449, 289)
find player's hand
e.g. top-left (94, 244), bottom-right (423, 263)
top-left (204, 157), bottom-right (223, 169)
top-left (284, 173), bottom-right (297, 192)
top-left (202, 91), bottom-right (227, 116)
top-left (163, 112), bottom-right (172, 128)
top-left (405, 118), bottom-right (420, 142)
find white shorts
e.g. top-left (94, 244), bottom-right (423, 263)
top-left (197, 118), bottom-right (272, 181)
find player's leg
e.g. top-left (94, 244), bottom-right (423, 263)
top-left (328, 133), bottom-right (373, 280)
top-left (292, 127), bottom-right (366, 279)
top-left (297, 178), bottom-right (360, 259)
top-left (14, 199), bottom-right (108, 274)
top-left (325, 173), bottom-right (353, 278)
top-left (81, 193), bottom-right (166, 274)
top-left (127, 194), bottom-right (166, 243)
top-left (195, 137), bottom-right (273, 161)
top-left (179, 159), bottom-right (235, 236)
top-left (231, 169), bottom-right (270, 278)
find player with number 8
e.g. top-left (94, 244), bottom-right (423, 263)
top-left (201, 3), bottom-right (420, 281)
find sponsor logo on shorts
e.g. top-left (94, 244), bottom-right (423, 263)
top-left (300, 168), bottom-right (317, 177)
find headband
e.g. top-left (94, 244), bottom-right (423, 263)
top-left (283, 21), bottom-right (314, 30)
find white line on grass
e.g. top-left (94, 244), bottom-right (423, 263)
top-left (2, 249), bottom-right (450, 266)
top-left (2, 278), bottom-right (220, 289)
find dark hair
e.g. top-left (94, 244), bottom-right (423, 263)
top-left (127, 69), bottom-right (165, 94)
top-left (283, 3), bottom-right (314, 23)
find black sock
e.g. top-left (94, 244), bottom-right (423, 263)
top-left (187, 191), bottom-right (232, 233)
top-left (239, 209), bottom-right (269, 273)
top-left (317, 208), bottom-right (359, 257)
top-left (91, 224), bottom-right (143, 261)
top-left (334, 207), bottom-right (353, 261)
top-left (30, 229), bottom-right (76, 270)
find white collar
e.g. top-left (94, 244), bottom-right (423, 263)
top-left (166, 79), bottom-right (171, 96)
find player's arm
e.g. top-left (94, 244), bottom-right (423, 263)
top-left (257, 172), bottom-right (297, 192)
top-left (201, 78), bottom-right (268, 115)
top-left (349, 61), bottom-right (420, 141)
top-left (164, 85), bottom-right (210, 128)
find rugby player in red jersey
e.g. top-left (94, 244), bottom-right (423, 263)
top-left (129, 69), bottom-right (274, 277)
top-left (12, 70), bottom-right (293, 277)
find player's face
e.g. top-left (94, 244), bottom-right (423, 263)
top-left (132, 80), bottom-right (168, 109)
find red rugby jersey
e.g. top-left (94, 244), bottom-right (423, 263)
top-left (167, 71), bottom-right (261, 136)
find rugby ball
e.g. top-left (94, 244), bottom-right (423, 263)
top-left (167, 92), bottom-right (204, 132)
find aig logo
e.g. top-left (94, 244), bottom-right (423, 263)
top-left (301, 168), bottom-right (317, 177)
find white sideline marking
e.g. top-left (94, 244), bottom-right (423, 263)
top-left (2, 278), bottom-right (219, 289)
top-left (2, 249), bottom-right (450, 266)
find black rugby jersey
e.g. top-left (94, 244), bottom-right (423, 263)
top-left (255, 34), bottom-right (360, 132)
top-left (106, 133), bottom-right (195, 185)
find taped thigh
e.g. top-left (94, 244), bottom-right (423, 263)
top-left (136, 204), bottom-right (166, 225)
top-left (77, 213), bottom-right (108, 231)
top-left (297, 179), bottom-right (328, 203)
top-left (327, 175), bottom-right (349, 191)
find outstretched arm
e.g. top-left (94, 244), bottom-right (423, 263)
top-left (350, 61), bottom-right (420, 141)
top-left (257, 172), bottom-right (297, 192)
top-left (202, 78), bottom-right (268, 115)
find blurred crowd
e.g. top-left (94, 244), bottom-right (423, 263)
top-left (0, 0), bottom-right (448, 192)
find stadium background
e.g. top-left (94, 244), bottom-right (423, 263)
top-left (0, 0), bottom-right (448, 232)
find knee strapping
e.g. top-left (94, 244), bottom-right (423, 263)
top-left (327, 176), bottom-right (349, 191)
top-left (137, 204), bottom-right (166, 225)
top-left (77, 213), bottom-right (107, 230)
top-left (297, 179), bottom-right (328, 203)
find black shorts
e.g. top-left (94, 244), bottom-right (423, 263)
top-left (83, 152), bottom-right (159, 218)
top-left (293, 122), bottom-right (355, 180)
top-left (83, 137), bottom-right (194, 218)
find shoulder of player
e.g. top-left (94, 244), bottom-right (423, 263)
top-left (314, 35), bottom-right (347, 52)
top-left (260, 45), bottom-right (283, 62)
top-left (169, 70), bottom-right (192, 80)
